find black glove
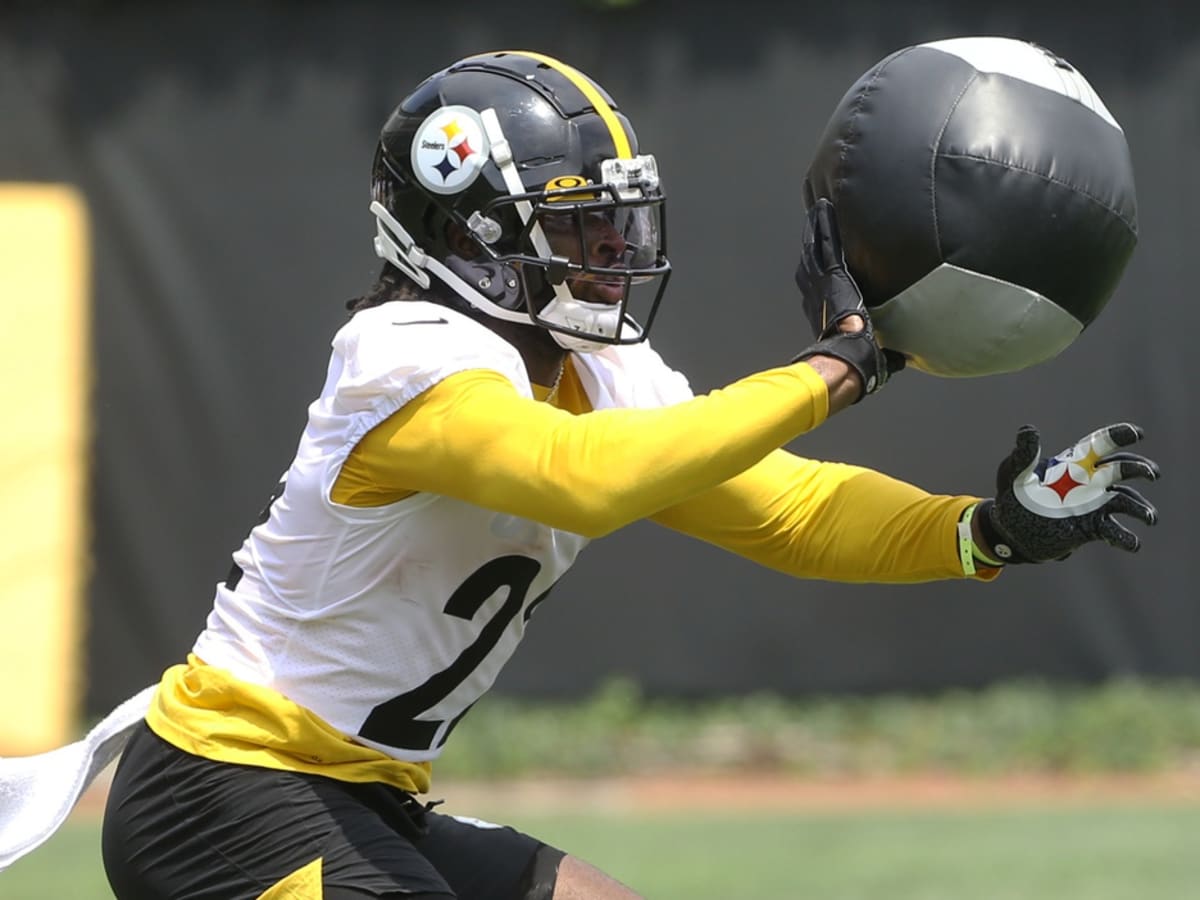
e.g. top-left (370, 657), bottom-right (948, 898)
top-left (792, 199), bottom-right (905, 400)
top-left (975, 423), bottom-right (1160, 564)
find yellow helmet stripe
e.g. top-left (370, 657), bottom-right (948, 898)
top-left (496, 51), bottom-right (632, 159)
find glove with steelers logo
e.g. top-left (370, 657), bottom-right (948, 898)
top-left (792, 199), bottom-right (905, 401)
top-left (974, 423), bottom-right (1160, 564)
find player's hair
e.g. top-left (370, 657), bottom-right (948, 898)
top-left (345, 265), bottom-right (425, 314)
top-left (345, 262), bottom-right (485, 321)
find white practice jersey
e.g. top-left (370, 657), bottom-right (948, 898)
top-left (193, 301), bottom-right (692, 762)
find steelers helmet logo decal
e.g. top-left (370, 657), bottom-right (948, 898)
top-left (411, 106), bottom-right (491, 195)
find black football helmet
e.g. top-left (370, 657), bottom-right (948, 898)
top-left (371, 50), bottom-right (670, 352)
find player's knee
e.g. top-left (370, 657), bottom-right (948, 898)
top-left (525, 850), bottom-right (643, 899)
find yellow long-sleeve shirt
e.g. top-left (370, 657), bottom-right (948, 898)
top-left (149, 354), bottom-right (990, 795)
top-left (336, 360), bottom-right (980, 582)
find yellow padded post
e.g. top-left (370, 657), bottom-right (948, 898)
top-left (0, 184), bottom-right (89, 754)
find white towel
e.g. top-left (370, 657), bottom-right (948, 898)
top-left (0, 684), bottom-right (155, 872)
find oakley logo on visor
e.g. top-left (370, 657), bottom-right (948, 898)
top-left (545, 175), bottom-right (601, 202)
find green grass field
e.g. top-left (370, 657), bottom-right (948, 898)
top-left (6, 801), bottom-right (1199, 900)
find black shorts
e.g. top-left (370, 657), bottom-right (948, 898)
top-left (102, 723), bottom-right (562, 900)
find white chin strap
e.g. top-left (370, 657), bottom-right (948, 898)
top-left (479, 107), bottom-right (619, 353)
top-left (371, 107), bottom-right (638, 354)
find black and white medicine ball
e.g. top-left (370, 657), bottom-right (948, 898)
top-left (805, 36), bottom-right (1138, 377)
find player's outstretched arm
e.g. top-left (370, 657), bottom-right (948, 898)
top-left (964, 423), bottom-right (1160, 569)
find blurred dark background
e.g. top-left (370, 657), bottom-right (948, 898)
top-left (1, 1), bottom-right (1194, 716)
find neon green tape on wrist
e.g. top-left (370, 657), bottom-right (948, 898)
top-left (973, 536), bottom-right (1005, 567)
top-left (957, 504), bottom-right (978, 576)
top-left (959, 502), bottom-right (1005, 576)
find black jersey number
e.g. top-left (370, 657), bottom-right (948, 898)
top-left (359, 554), bottom-right (553, 751)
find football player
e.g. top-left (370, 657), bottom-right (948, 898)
top-left (95, 50), bottom-right (1159, 900)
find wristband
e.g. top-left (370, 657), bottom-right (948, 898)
top-left (958, 503), bottom-right (1006, 576)
top-left (792, 331), bottom-right (887, 401)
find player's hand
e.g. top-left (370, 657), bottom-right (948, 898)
top-left (974, 423), bottom-right (1160, 564)
top-left (792, 199), bottom-right (904, 401)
